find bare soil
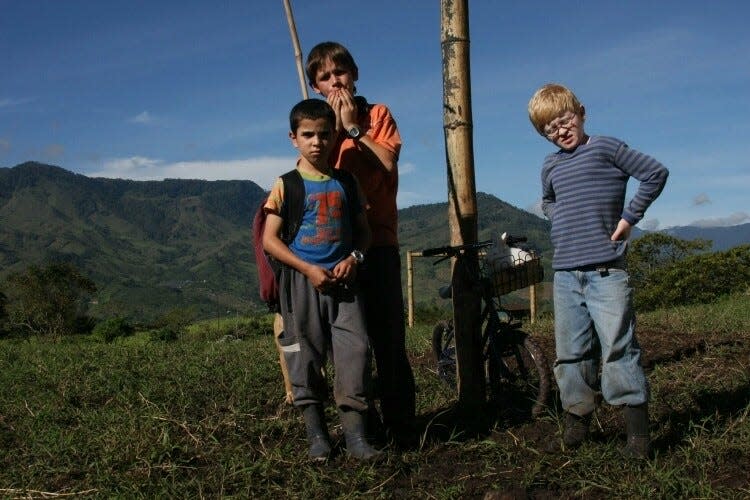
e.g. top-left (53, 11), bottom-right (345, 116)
top-left (391, 327), bottom-right (750, 498)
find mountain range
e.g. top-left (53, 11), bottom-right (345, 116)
top-left (1, 162), bottom-right (747, 321)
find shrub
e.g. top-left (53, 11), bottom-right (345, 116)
top-left (636, 245), bottom-right (750, 311)
top-left (149, 327), bottom-right (179, 342)
top-left (4, 263), bottom-right (97, 338)
top-left (92, 317), bottom-right (135, 343)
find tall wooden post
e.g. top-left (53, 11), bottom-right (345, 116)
top-left (407, 251), bottom-right (415, 328)
top-left (441, 0), bottom-right (484, 410)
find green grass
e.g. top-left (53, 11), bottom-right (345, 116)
top-left (1, 293), bottom-right (749, 497)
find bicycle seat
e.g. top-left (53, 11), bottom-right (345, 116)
top-left (438, 285), bottom-right (452, 299)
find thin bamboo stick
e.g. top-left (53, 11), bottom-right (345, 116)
top-left (282, 0), bottom-right (308, 99)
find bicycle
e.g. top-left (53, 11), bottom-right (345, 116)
top-left (421, 233), bottom-right (552, 418)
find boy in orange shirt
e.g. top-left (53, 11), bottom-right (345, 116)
top-left (306, 41), bottom-right (416, 444)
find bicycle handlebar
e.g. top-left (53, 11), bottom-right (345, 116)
top-left (420, 234), bottom-right (529, 258)
top-left (420, 240), bottom-right (493, 257)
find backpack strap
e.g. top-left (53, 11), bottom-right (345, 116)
top-left (279, 169), bottom-right (305, 244)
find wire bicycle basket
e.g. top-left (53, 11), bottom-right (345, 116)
top-left (481, 244), bottom-right (544, 297)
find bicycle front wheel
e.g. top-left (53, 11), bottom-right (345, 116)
top-left (488, 332), bottom-right (551, 418)
top-left (432, 320), bottom-right (456, 386)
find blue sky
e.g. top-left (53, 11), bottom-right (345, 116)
top-left (2, 0), bottom-right (749, 229)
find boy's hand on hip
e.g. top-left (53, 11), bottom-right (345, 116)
top-left (611, 218), bottom-right (632, 241)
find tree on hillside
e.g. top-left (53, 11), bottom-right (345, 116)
top-left (627, 233), bottom-right (711, 289)
top-left (4, 263), bottom-right (97, 338)
top-left (627, 233), bottom-right (750, 310)
top-left (635, 245), bottom-right (750, 310)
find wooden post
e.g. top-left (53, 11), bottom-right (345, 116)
top-left (441, 0), bottom-right (484, 410)
top-left (407, 251), bottom-right (415, 328)
top-left (529, 283), bottom-right (537, 325)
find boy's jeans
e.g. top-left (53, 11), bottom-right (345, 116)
top-left (553, 267), bottom-right (649, 416)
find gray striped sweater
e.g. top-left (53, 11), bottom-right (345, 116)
top-left (541, 135), bottom-right (669, 270)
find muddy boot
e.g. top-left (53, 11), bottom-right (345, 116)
top-left (547, 411), bottom-right (591, 452)
top-left (301, 404), bottom-right (331, 462)
top-left (563, 411), bottom-right (592, 448)
top-left (622, 404), bottom-right (650, 459)
top-left (339, 409), bottom-right (383, 461)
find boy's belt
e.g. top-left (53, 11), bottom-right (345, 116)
top-left (563, 259), bottom-right (626, 273)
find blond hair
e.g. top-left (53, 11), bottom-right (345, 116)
top-left (528, 83), bottom-right (584, 136)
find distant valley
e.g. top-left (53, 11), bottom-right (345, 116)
top-left (2, 162), bottom-right (747, 321)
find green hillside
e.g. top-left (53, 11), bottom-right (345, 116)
top-left (0, 162), bottom-right (551, 321)
top-left (0, 162), bottom-right (267, 321)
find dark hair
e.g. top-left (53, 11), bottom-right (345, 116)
top-left (305, 41), bottom-right (359, 87)
top-left (289, 98), bottom-right (336, 133)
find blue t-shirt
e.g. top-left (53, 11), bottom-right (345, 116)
top-left (288, 174), bottom-right (354, 270)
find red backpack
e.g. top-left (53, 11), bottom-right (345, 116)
top-left (252, 169), bottom-right (360, 312)
top-left (253, 170), bottom-right (304, 312)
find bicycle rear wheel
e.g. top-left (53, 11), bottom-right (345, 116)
top-left (432, 320), bottom-right (456, 386)
top-left (487, 331), bottom-right (551, 418)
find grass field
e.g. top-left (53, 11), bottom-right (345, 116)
top-left (1, 293), bottom-right (749, 498)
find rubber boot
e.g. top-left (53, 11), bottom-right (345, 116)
top-left (547, 411), bottom-right (592, 453)
top-left (563, 412), bottom-right (592, 448)
top-left (339, 409), bottom-right (383, 461)
top-left (301, 404), bottom-right (331, 462)
top-left (622, 404), bottom-right (650, 459)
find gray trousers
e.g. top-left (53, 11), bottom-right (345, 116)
top-left (276, 267), bottom-right (370, 412)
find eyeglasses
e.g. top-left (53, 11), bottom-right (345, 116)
top-left (543, 113), bottom-right (577, 140)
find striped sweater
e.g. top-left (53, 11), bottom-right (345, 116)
top-left (541, 135), bottom-right (669, 270)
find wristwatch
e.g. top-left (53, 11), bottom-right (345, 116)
top-left (350, 249), bottom-right (365, 264)
top-left (347, 125), bottom-right (362, 140)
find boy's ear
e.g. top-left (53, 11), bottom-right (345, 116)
top-left (580, 105), bottom-right (586, 120)
top-left (310, 82), bottom-right (322, 95)
top-left (289, 130), bottom-right (297, 146)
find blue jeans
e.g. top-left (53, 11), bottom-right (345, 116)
top-left (553, 267), bottom-right (649, 416)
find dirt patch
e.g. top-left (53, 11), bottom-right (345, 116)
top-left (403, 326), bottom-right (750, 498)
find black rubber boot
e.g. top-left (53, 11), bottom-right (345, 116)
top-left (622, 404), bottom-right (650, 459)
top-left (301, 404), bottom-right (331, 462)
top-left (339, 409), bottom-right (383, 461)
top-left (547, 411), bottom-right (592, 453)
top-left (563, 412), bottom-right (591, 448)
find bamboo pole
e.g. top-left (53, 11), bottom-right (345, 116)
top-left (441, 0), bottom-right (484, 410)
top-left (282, 0), bottom-right (308, 99)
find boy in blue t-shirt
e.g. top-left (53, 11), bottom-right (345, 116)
top-left (263, 98), bottom-right (379, 462)
top-left (528, 83), bottom-right (669, 459)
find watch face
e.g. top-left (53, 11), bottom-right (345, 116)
top-left (348, 126), bottom-right (361, 139)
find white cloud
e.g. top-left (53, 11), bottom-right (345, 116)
top-left (0, 138), bottom-right (10, 153)
top-left (129, 111), bottom-right (154, 124)
top-left (689, 212), bottom-right (750, 228)
top-left (399, 162), bottom-right (416, 175)
top-left (0, 97), bottom-right (34, 109)
top-left (396, 190), bottom-right (442, 208)
top-left (526, 199), bottom-right (545, 219)
top-left (640, 219), bottom-right (660, 231)
top-left (89, 156), bottom-right (297, 190)
top-left (693, 193), bottom-right (711, 206)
